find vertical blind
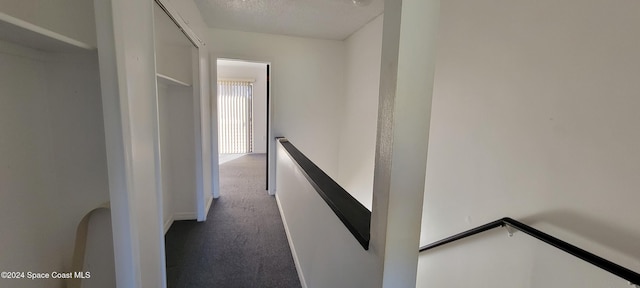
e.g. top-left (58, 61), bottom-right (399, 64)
top-left (218, 80), bottom-right (253, 154)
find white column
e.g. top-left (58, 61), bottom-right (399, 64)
top-left (94, 0), bottom-right (167, 286)
top-left (370, 0), bottom-right (441, 287)
top-left (197, 47), bottom-right (214, 218)
top-left (192, 46), bottom-right (206, 221)
top-left (210, 54), bottom-right (221, 199)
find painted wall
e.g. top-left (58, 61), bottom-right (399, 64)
top-left (158, 84), bottom-right (198, 221)
top-left (158, 83), bottom-right (174, 229)
top-left (156, 44), bottom-right (193, 85)
top-left (44, 52), bottom-right (115, 287)
top-left (94, 0), bottom-right (167, 286)
top-left (154, 3), bottom-right (193, 86)
top-left (276, 142), bottom-right (378, 288)
top-left (207, 28), bottom-right (345, 179)
top-left (0, 1), bottom-right (213, 287)
top-left (0, 0), bottom-right (97, 47)
top-left (163, 0), bottom-right (218, 201)
top-left (217, 60), bottom-right (268, 154)
top-left (83, 209), bottom-right (116, 288)
top-left (418, 0), bottom-right (640, 287)
top-left (337, 14), bottom-right (383, 210)
top-left (164, 0), bottom-right (212, 45)
top-left (0, 41), bottom-right (111, 287)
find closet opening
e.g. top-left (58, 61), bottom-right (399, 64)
top-left (154, 0), bottom-right (214, 234)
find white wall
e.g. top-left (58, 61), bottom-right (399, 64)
top-left (94, 0), bottom-right (167, 286)
top-left (158, 84), bottom-right (197, 221)
top-left (156, 45), bottom-right (193, 84)
top-left (0, 43), bottom-right (59, 288)
top-left (45, 52), bottom-right (114, 281)
top-left (0, 41), bottom-right (111, 287)
top-left (276, 142), bottom-right (379, 288)
top-left (337, 14), bottom-right (383, 210)
top-left (0, 2), bottom-right (214, 287)
top-left (418, 0), bottom-right (640, 287)
top-left (0, 0), bottom-right (97, 47)
top-left (208, 28), bottom-right (345, 179)
top-left (158, 83), bottom-right (174, 228)
top-left (84, 209), bottom-right (116, 288)
top-left (164, 0), bottom-right (212, 46)
top-left (169, 85), bottom-right (198, 218)
top-left (217, 60), bottom-right (268, 153)
top-left (154, 3), bottom-right (193, 85)
top-left (163, 0), bottom-right (218, 201)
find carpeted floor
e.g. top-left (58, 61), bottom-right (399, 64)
top-left (165, 154), bottom-right (301, 288)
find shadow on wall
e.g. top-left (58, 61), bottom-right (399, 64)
top-left (520, 210), bottom-right (640, 264)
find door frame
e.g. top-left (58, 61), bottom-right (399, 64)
top-left (214, 58), bottom-right (274, 195)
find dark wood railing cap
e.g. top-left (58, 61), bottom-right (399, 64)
top-left (278, 138), bottom-right (371, 250)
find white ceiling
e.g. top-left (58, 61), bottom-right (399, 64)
top-left (218, 59), bottom-right (267, 67)
top-left (193, 0), bottom-right (384, 40)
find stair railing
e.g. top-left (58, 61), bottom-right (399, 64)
top-left (419, 217), bottom-right (640, 286)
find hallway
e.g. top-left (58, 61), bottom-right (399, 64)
top-left (165, 154), bottom-right (301, 288)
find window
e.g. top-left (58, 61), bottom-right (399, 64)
top-left (218, 80), bottom-right (253, 153)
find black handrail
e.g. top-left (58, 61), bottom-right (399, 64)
top-left (277, 138), bottom-right (371, 250)
top-left (419, 217), bottom-right (640, 285)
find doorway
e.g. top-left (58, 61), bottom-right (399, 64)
top-left (216, 60), bottom-right (269, 182)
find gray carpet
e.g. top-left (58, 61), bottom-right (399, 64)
top-left (165, 154), bottom-right (301, 288)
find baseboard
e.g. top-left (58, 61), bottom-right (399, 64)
top-left (165, 212), bottom-right (197, 233)
top-left (163, 215), bottom-right (174, 235)
top-left (204, 195), bottom-right (213, 219)
top-left (275, 194), bottom-right (307, 288)
top-left (173, 212), bottom-right (197, 221)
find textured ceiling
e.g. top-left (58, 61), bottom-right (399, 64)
top-left (193, 0), bottom-right (384, 40)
